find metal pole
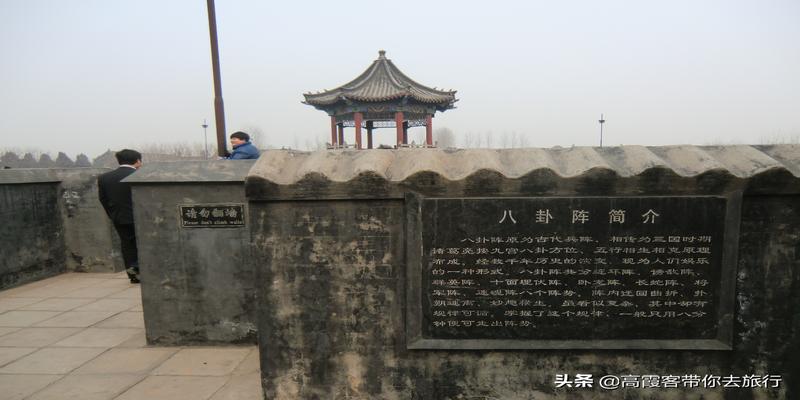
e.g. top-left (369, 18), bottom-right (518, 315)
top-left (202, 119), bottom-right (209, 159)
top-left (206, 0), bottom-right (227, 157)
top-left (599, 113), bottom-right (605, 147)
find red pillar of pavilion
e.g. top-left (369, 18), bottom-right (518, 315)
top-left (425, 115), bottom-right (433, 147)
top-left (395, 112), bottom-right (404, 146)
top-left (337, 123), bottom-right (344, 145)
top-left (354, 112), bottom-right (363, 149)
top-left (330, 116), bottom-right (338, 146)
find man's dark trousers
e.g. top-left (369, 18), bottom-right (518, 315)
top-left (114, 224), bottom-right (138, 276)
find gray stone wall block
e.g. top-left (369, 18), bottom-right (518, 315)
top-left (252, 197), bottom-right (797, 399)
top-left (0, 168), bottom-right (120, 278)
top-left (0, 183), bottom-right (66, 288)
top-left (53, 168), bottom-right (121, 272)
top-left (133, 183), bottom-right (256, 345)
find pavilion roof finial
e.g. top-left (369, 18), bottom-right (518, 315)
top-left (378, 49), bottom-right (386, 59)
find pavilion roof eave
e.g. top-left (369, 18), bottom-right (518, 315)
top-left (302, 99), bottom-right (457, 109)
top-left (302, 50), bottom-right (457, 108)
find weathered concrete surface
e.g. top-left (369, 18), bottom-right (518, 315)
top-left (0, 168), bottom-right (122, 280)
top-left (127, 159), bottom-right (258, 182)
top-left (0, 171), bottom-right (65, 289)
top-left (734, 196), bottom-right (800, 399)
top-left (247, 145), bottom-right (800, 185)
top-left (0, 168), bottom-right (121, 279)
top-left (246, 146), bottom-right (800, 201)
top-left (52, 168), bottom-right (122, 273)
top-left (126, 161), bottom-right (257, 345)
top-left (248, 146), bottom-right (799, 399)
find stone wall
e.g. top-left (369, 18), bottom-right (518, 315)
top-left (0, 168), bottom-right (121, 288)
top-left (53, 168), bottom-right (122, 273)
top-left (0, 172), bottom-right (65, 289)
top-left (126, 161), bottom-right (257, 345)
top-left (247, 146), bottom-right (800, 400)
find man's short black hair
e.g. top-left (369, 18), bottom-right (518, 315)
top-left (230, 131), bottom-right (250, 142)
top-left (115, 149), bottom-right (142, 165)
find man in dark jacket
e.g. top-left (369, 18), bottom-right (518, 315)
top-left (226, 131), bottom-right (260, 160)
top-left (98, 149), bottom-right (142, 283)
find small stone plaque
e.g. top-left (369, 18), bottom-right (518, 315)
top-left (406, 195), bottom-right (740, 350)
top-left (179, 204), bottom-right (245, 228)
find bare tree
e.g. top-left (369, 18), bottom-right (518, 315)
top-left (517, 132), bottom-right (529, 148)
top-left (75, 154), bottom-right (92, 167)
top-left (20, 153), bottom-right (38, 168)
top-left (484, 131), bottom-right (494, 148)
top-left (55, 152), bottom-right (74, 167)
top-left (93, 150), bottom-right (118, 168)
top-left (1, 152), bottom-right (20, 168)
top-left (304, 137), bottom-right (325, 151)
top-left (758, 132), bottom-right (800, 144)
top-left (462, 131), bottom-right (474, 148)
top-left (136, 142), bottom-right (207, 160)
top-left (38, 154), bottom-right (56, 167)
top-left (499, 131), bottom-right (509, 148)
top-left (434, 127), bottom-right (456, 148)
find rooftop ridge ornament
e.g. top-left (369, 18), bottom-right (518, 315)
top-left (302, 50), bottom-right (458, 150)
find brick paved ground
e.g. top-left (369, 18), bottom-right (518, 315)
top-left (0, 272), bottom-right (262, 400)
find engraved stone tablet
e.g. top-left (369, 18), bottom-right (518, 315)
top-left (180, 204), bottom-right (245, 228)
top-left (406, 195), bottom-right (740, 350)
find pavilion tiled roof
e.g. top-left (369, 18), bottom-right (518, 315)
top-left (303, 50), bottom-right (457, 107)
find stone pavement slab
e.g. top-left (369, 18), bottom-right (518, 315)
top-left (0, 347), bottom-right (38, 367)
top-left (10, 281), bottom-right (95, 299)
top-left (0, 297), bottom-right (46, 312)
top-left (93, 279), bottom-right (134, 289)
top-left (0, 311), bottom-right (62, 327)
top-left (153, 348), bottom-right (251, 377)
top-left (0, 347), bottom-right (106, 374)
top-left (0, 327), bottom-right (82, 347)
top-left (0, 272), bottom-right (263, 399)
top-left (59, 286), bottom-right (130, 299)
top-left (73, 348), bottom-right (179, 375)
top-left (20, 297), bottom-right (96, 311)
top-left (52, 327), bottom-right (142, 348)
top-left (27, 374), bottom-right (144, 400)
top-left (33, 310), bottom-right (117, 328)
top-left (210, 373), bottom-right (263, 400)
top-left (115, 330), bottom-right (147, 348)
top-left (114, 375), bottom-right (229, 400)
top-left (74, 298), bottom-right (139, 313)
top-left (108, 287), bottom-right (142, 299)
top-left (0, 327), bottom-right (21, 337)
top-left (233, 348), bottom-right (260, 375)
top-left (0, 374), bottom-right (63, 400)
top-left (95, 311), bottom-right (144, 329)
top-left (0, 286), bottom-right (41, 298)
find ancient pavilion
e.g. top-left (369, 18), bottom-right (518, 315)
top-left (303, 50), bottom-right (457, 149)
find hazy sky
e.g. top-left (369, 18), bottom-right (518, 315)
top-left (1, 0), bottom-right (799, 158)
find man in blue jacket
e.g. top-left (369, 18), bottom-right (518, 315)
top-left (226, 131), bottom-right (260, 160)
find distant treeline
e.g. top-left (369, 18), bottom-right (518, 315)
top-left (0, 149), bottom-right (205, 169)
top-left (1, 151), bottom-right (92, 169)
